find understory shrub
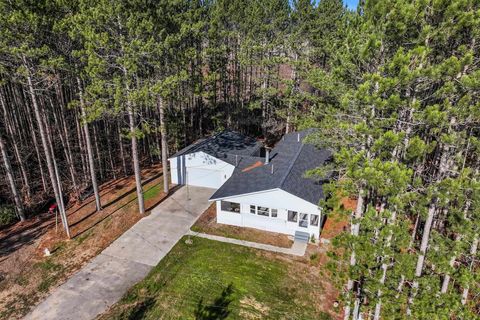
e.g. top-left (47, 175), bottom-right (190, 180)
top-left (0, 205), bottom-right (18, 226)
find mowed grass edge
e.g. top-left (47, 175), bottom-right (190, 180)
top-left (100, 236), bottom-right (331, 320)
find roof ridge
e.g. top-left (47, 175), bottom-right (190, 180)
top-left (278, 140), bottom-right (304, 190)
top-left (169, 130), bottom-right (226, 158)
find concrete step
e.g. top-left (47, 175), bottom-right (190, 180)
top-left (294, 231), bottom-right (310, 243)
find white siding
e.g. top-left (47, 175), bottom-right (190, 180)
top-left (215, 189), bottom-right (321, 239)
top-left (169, 151), bottom-right (235, 189)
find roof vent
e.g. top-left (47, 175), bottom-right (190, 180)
top-left (265, 148), bottom-right (270, 164)
top-left (297, 133), bottom-right (300, 142)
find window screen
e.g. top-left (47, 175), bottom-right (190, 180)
top-left (257, 206), bottom-right (269, 216)
top-left (299, 213), bottom-right (309, 228)
top-left (288, 210), bottom-right (298, 222)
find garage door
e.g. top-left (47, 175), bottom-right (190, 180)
top-left (185, 167), bottom-right (223, 188)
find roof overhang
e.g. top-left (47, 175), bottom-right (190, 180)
top-left (209, 188), bottom-right (279, 202)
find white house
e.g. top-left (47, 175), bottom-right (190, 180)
top-left (169, 130), bottom-right (330, 241)
top-left (169, 131), bottom-right (262, 189)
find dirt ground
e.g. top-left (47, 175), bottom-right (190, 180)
top-left (320, 197), bottom-right (356, 240)
top-left (0, 164), bottom-right (168, 320)
top-left (191, 203), bottom-right (294, 248)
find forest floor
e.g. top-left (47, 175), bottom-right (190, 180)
top-left (0, 164), bottom-right (168, 320)
top-left (99, 236), bottom-right (341, 320)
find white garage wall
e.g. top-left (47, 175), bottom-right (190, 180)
top-left (170, 151), bottom-right (235, 188)
top-left (215, 189), bottom-right (322, 238)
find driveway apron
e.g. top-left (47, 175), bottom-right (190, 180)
top-left (24, 186), bottom-right (215, 320)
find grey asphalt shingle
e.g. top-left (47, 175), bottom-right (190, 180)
top-left (170, 130), bottom-right (262, 165)
top-left (210, 130), bottom-right (331, 206)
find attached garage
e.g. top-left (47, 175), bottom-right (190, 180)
top-left (169, 151), bottom-right (234, 189)
top-left (168, 130), bottom-right (262, 189)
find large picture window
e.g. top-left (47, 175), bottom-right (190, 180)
top-left (220, 201), bottom-right (240, 213)
top-left (288, 210), bottom-right (298, 222)
top-left (299, 213), bottom-right (309, 228)
top-left (310, 214), bottom-right (319, 226)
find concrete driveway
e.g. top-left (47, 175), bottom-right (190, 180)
top-left (24, 186), bottom-right (215, 320)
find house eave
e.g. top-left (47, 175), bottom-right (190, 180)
top-left (209, 188), bottom-right (280, 202)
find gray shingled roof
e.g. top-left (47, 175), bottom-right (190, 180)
top-left (170, 130), bottom-right (262, 165)
top-left (210, 130), bottom-right (331, 206)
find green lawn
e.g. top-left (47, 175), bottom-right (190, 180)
top-left (143, 185), bottom-right (160, 201)
top-left (101, 237), bottom-right (332, 320)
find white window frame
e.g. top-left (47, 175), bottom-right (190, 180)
top-left (299, 213), bottom-right (309, 228)
top-left (288, 210), bottom-right (298, 222)
top-left (220, 201), bottom-right (240, 213)
top-left (271, 208), bottom-right (278, 218)
top-left (257, 206), bottom-right (269, 217)
top-left (248, 205), bottom-right (279, 218)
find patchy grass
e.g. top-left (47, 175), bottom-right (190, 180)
top-left (0, 165), bottom-right (168, 319)
top-left (143, 185), bottom-right (160, 201)
top-left (100, 237), bottom-right (337, 320)
top-left (191, 203), bottom-right (293, 248)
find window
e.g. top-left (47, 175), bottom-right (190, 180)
top-left (288, 210), bottom-right (298, 222)
top-left (221, 201), bottom-right (240, 213)
top-left (250, 205), bottom-right (256, 214)
top-left (310, 214), bottom-right (319, 226)
top-left (271, 209), bottom-right (278, 217)
top-left (299, 213), bottom-right (309, 228)
top-left (257, 206), bottom-right (269, 216)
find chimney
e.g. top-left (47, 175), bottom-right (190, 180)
top-left (265, 148), bottom-right (270, 164)
top-left (297, 133), bottom-right (300, 142)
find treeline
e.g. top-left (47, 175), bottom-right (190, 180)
top-left (0, 0), bottom-right (346, 227)
top-left (306, 0), bottom-right (480, 319)
top-left (1, 0), bottom-right (479, 318)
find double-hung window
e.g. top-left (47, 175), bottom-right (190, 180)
top-left (257, 206), bottom-right (269, 216)
top-left (288, 210), bottom-right (298, 222)
top-left (310, 214), bottom-right (319, 226)
top-left (271, 209), bottom-right (278, 217)
top-left (299, 213), bottom-right (309, 228)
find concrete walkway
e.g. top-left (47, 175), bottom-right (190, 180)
top-left (24, 186), bottom-right (215, 320)
top-left (187, 230), bottom-right (308, 256)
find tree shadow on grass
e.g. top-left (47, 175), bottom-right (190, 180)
top-left (124, 297), bottom-right (156, 320)
top-left (194, 283), bottom-right (235, 320)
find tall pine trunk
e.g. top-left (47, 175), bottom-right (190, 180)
top-left (118, 125), bottom-right (127, 176)
top-left (157, 96), bottom-right (169, 194)
top-left (0, 131), bottom-right (26, 221)
top-left (24, 56), bottom-right (70, 237)
top-left (344, 188), bottom-right (365, 320)
top-left (124, 72), bottom-right (144, 214)
top-left (461, 235), bottom-right (478, 304)
top-left (0, 88), bottom-right (31, 200)
top-left (373, 209), bottom-right (396, 320)
top-left (77, 76), bottom-right (102, 211)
